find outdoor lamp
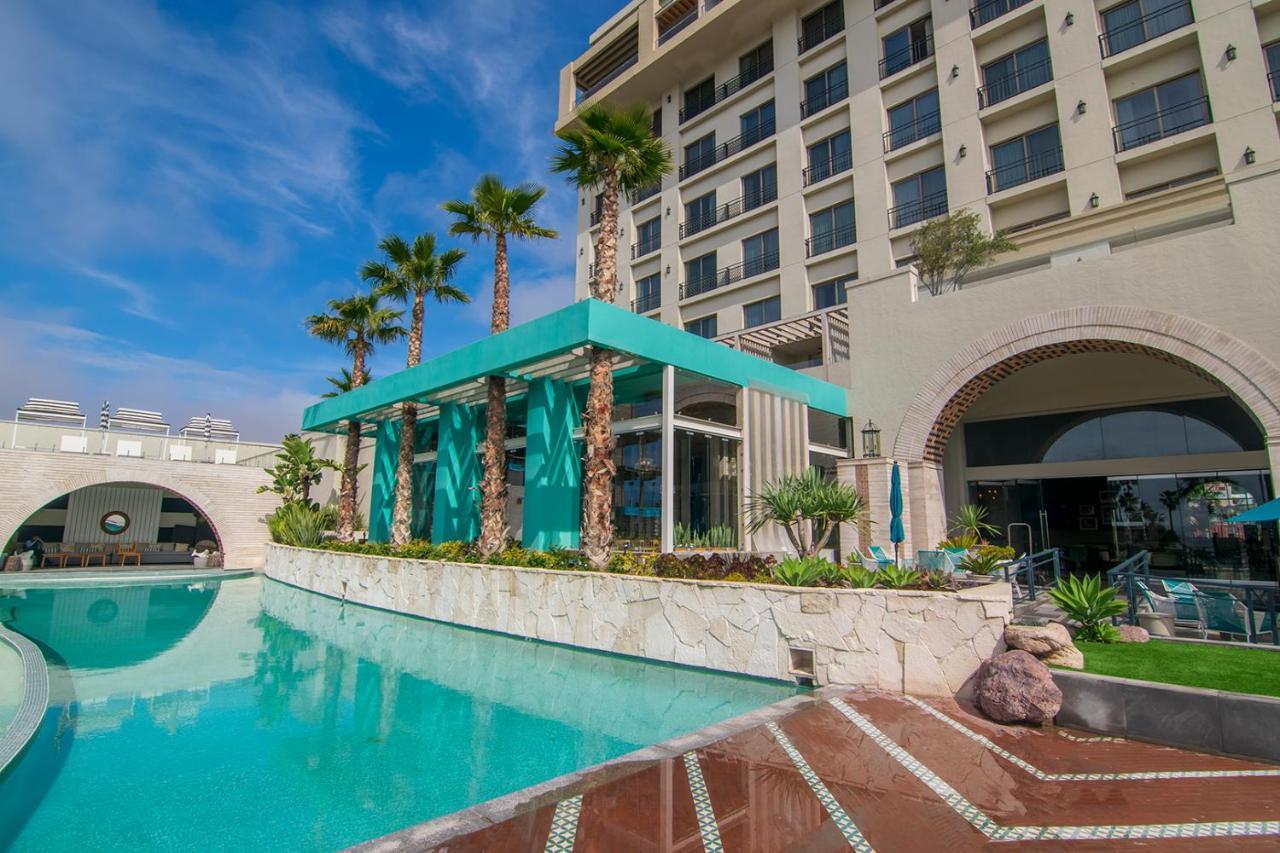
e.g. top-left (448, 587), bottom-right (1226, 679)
top-left (950, 64), bottom-right (959, 79)
top-left (1076, 99), bottom-right (1087, 115)
top-left (862, 420), bottom-right (881, 458)
top-left (958, 144), bottom-right (967, 158)
top-left (1089, 192), bottom-right (1100, 208)
top-left (1226, 44), bottom-right (1237, 62)
top-left (1064, 12), bottom-right (1074, 26)
top-left (1245, 146), bottom-right (1257, 165)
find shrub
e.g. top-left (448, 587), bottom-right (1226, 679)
top-left (959, 549), bottom-right (1005, 576)
top-left (875, 564), bottom-right (922, 589)
top-left (977, 544), bottom-right (1015, 562)
top-left (770, 556), bottom-right (831, 587)
top-left (938, 533), bottom-right (978, 550)
top-left (268, 503), bottom-right (337, 547)
top-left (837, 564), bottom-right (878, 589)
top-left (1048, 574), bottom-right (1127, 643)
top-left (919, 570), bottom-right (952, 591)
top-left (722, 571), bottom-right (749, 583)
top-left (947, 503), bottom-right (999, 543)
top-left (745, 468), bottom-right (867, 557)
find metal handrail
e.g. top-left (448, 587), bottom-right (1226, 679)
top-left (1098, 0), bottom-right (1193, 58)
top-left (658, 6), bottom-right (698, 46)
top-left (632, 292), bottom-right (661, 313)
top-left (805, 223), bottom-right (856, 258)
top-left (882, 111), bottom-right (941, 153)
top-left (1105, 550), bottom-right (1152, 626)
top-left (680, 185), bottom-right (776, 239)
top-left (680, 117), bottom-right (776, 180)
top-left (803, 149), bottom-right (853, 186)
top-left (1003, 547), bottom-right (1062, 601)
top-left (679, 57), bottom-right (774, 123)
top-left (888, 189), bottom-right (948, 229)
top-left (680, 250), bottom-right (780, 299)
top-left (879, 34), bottom-right (934, 80)
top-left (969, 0), bottom-right (1033, 29)
top-left (1112, 95), bottom-right (1210, 152)
top-left (977, 56), bottom-right (1052, 108)
top-left (797, 12), bottom-right (845, 55)
top-left (985, 146), bottom-right (1064, 193)
top-left (800, 77), bottom-right (849, 119)
top-left (630, 234), bottom-right (661, 259)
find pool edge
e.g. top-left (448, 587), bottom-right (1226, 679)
top-left (0, 626), bottom-right (49, 777)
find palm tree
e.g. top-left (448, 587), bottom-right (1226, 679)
top-left (443, 175), bottom-right (557, 556)
top-left (362, 234), bottom-right (468, 545)
top-left (551, 103), bottom-right (672, 567)
top-left (307, 294), bottom-right (405, 542)
top-left (258, 433), bottom-right (337, 505)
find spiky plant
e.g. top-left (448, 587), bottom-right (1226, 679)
top-left (745, 467), bottom-right (867, 558)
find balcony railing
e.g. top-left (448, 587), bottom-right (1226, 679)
top-left (589, 208), bottom-right (603, 227)
top-left (631, 233), bottom-right (661, 259)
top-left (882, 111), bottom-right (941, 153)
top-left (679, 57), bottom-right (774, 123)
top-left (805, 223), bottom-right (856, 258)
top-left (977, 57), bottom-right (1052, 108)
top-left (1112, 96), bottom-right (1210, 152)
top-left (680, 251), bottom-right (780, 299)
top-left (658, 6), bottom-right (699, 46)
top-left (797, 15), bottom-right (844, 55)
top-left (679, 118), bottom-right (776, 180)
top-left (800, 78), bottom-right (849, 119)
top-left (629, 183), bottom-right (660, 205)
top-left (803, 149), bottom-right (853, 186)
top-left (888, 190), bottom-right (948, 229)
top-left (576, 55), bottom-right (639, 104)
top-left (632, 292), bottom-right (661, 313)
top-left (986, 146), bottom-right (1064, 194)
top-left (1099, 0), bottom-right (1193, 59)
top-left (1270, 69), bottom-right (1280, 102)
top-left (879, 35), bottom-right (934, 79)
top-left (969, 0), bottom-right (1033, 29)
top-left (680, 185), bottom-right (777, 238)
top-left (875, 0), bottom-right (905, 9)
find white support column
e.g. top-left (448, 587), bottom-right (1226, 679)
top-left (660, 364), bottom-right (675, 553)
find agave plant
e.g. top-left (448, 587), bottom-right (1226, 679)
top-left (769, 556), bottom-right (831, 587)
top-left (266, 503), bottom-right (337, 548)
top-left (875, 564), bottom-right (922, 589)
top-left (838, 564), bottom-right (878, 589)
top-left (1048, 574), bottom-right (1127, 642)
top-left (958, 549), bottom-right (1005, 576)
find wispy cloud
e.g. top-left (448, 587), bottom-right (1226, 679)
top-left (75, 267), bottom-right (168, 325)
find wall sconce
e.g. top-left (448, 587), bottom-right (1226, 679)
top-left (1225, 44), bottom-right (1237, 62)
top-left (580, 196), bottom-right (585, 206)
top-left (664, 265), bottom-right (671, 276)
top-left (665, 206), bottom-right (671, 217)
top-left (1089, 192), bottom-right (1100, 208)
top-left (666, 94), bottom-right (672, 103)
top-left (1245, 146), bottom-right (1256, 165)
top-left (579, 247), bottom-right (584, 256)
top-left (861, 420), bottom-right (881, 459)
top-left (1076, 99), bottom-right (1087, 115)
top-left (958, 144), bottom-right (967, 158)
top-left (1064, 12), bottom-right (1074, 26)
top-left (950, 64), bottom-right (959, 79)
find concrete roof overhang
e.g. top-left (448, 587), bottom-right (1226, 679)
top-left (302, 299), bottom-right (849, 432)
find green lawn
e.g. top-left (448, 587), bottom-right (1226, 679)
top-left (1073, 640), bottom-right (1280, 698)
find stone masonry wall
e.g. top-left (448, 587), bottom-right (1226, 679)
top-left (264, 544), bottom-right (1012, 696)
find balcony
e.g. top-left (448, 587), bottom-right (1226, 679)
top-left (883, 111), bottom-right (941, 153)
top-left (632, 292), bottom-right (661, 313)
top-left (1112, 96), bottom-right (1210, 153)
top-left (805, 223), bottom-right (856, 258)
top-left (680, 251), bottom-right (780, 299)
top-left (631, 233), bottom-right (661, 259)
top-left (1270, 70), bottom-right (1280, 102)
top-left (576, 55), bottom-right (638, 104)
top-left (969, 0), bottom-right (1033, 29)
top-left (797, 14), bottom-right (844, 55)
top-left (717, 305), bottom-right (850, 370)
top-left (657, 0), bottom-right (699, 46)
top-left (879, 35), bottom-right (934, 80)
top-left (589, 208), bottom-right (603, 227)
top-left (679, 57), bottom-right (774, 123)
top-left (679, 118), bottom-right (776, 180)
top-left (1099, 0), bottom-right (1193, 59)
top-left (680, 185), bottom-right (777, 239)
top-left (800, 78), bottom-right (849, 119)
top-left (629, 183), bottom-right (661, 206)
top-left (977, 58), bottom-right (1052, 109)
top-left (986, 147), bottom-right (1064, 194)
top-left (803, 149), bottom-right (853, 186)
top-left (889, 190), bottom-right (948, 229)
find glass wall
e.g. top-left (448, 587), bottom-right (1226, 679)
top-left (613, 431), bottom-right (663, 548)
top-left (674, 431), bottom-right (740, 549)
top-left (674, 369), bottom-right (739, 427)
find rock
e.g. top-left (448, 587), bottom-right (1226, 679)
top-left (975, 650), bottom-right (1063, 725)
top-left (1004, 622), bottom-right (1083, 670)
top-left (1117, 624), bottom-right (1150, 643)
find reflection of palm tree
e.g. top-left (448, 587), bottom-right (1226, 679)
top-left (254, 614), bottom-right (317, 725)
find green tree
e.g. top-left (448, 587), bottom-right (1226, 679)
top-left (258, 433), bottom-right (338, 505)
top-left (362, 233), bottom-right (468, 545)
top-left (947, 503), bottom-right (999, 543)
top-left (745, 468), bottom-right (868, 558)
top-left (910, 208), bottom-right (1017, 296)
top-left (443, 175), bottom-right (557, 557)
top-left (306, 293), bottom-right (405, 542)
top-left (552, 103), bottom-right (673, 567)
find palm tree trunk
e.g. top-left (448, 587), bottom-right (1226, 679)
top-left (478, 234), bottom-right (511, 556)
top-left (338, 342), bottom-right (368, 542)
top-left (390, 294), bottom-right (426, 546)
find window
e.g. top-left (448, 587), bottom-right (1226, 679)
top-left (802, 62), bottom-right (848, 118)
top-left (813, 276), bottom-right (853, 309)
top-left (683, 132), bottom-right (716, 177)
top-left (890, 166), bottom-right (947, 228)
top-left (744, 296), bottom-right (781, 328)
top-left (881, 17), bottom-right (933, 78)
top-left (799, 1), bottom-right (844, 54)
top-left (685, 315), bottom-right (718, 338)
top-left (684, 252), bottom-right (718, 296)
top-left (685, 192), bottom-right (716, 235)
top-left (683, 76), bottom-right (716, 122)
top-left (807, 201), bottom-right (855, 257)
top-left (652, 108), bottom-right (663, 138)
top-left (1269, 42), bottom-right (1280, 101)
top-left (970, 0), bottom-right (1034, 28)
top-left (741, 164), bottom-right (778, 207)
top-left (1100, 0), bottom-right (1193, 58)
top-left (979, 40), bottom-right (1051, 108)
top-left (740, 40), bottom-right (773, 80)
top-left (740, 100), bottom-right (775, 144)
top-left (885, 89), bottom-right (940, 151)
top-left (805, 130), bottom-right (852, 185)
top-left (590, 192), bottom-right (604, 226)
top-left (988, 124), bottom-right (1063, 193)
top-left (634, 273), bottom-right (661, 313)
top-left (1113, 72), bottom-right (1208, 152)
top-left (742, 228), bottom-right (780, 277)
top-left (634, 217), bottom-right (661, 257)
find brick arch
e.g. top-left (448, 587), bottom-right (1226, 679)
top-left (893, 306), bottom-right (1280, 464)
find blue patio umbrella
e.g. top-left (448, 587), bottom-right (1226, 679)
top-left (889, 462), bottom-right (905, 566)
top-left (1226, 497), bottom-right (1280, 523)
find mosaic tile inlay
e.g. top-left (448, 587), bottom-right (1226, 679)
top-left (682, 751), bottom-right (724, 852)
top-left (766, 720), bottom-right (875, 852)
top-left (543, 794), bottom-right (582, 853)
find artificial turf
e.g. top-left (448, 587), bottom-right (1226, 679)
top-left (1073, 640), bottom-right (1280, 698)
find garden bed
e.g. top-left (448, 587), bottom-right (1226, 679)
top-left (1072, 639), bottom-right (1280, 699)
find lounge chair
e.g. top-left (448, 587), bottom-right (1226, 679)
top-left (1195, 590), bottom-right (1276, 640)
top-left (865, 545), bottom-right (893, 569)
top-left (916, 550), bottom-right (954, 574)
top-left (116, 542), bottom-right (142, 567)
top-left (1137, 581), bottom-right (1205, 637)
top-left (1161, 579), bottom-right (1204, 624)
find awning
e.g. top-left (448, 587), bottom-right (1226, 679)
top-left (1226, 497), bottom-right (1280, 523)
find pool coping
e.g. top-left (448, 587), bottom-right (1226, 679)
top-left (345, 685), bottom-right (847, 852)
top-left (0, 625), bottom-right (49, 777)
top-left (0, 568), bottom-right (254, 588)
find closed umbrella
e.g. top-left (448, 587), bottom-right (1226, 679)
top-left (889, 462), bottom-right (905, 566)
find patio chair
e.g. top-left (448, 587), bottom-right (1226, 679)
top-left (866, 545), bottom-right (894, 569)
top-left (1137, 580), bottom-right (1205, 637)
top-left (116, 542), bottom-right (142, 567)
top-left (1161, 579), bottom-right (1203, 624)
top-left (916, 550), bottom-right (954, 574)
top-left (1195, 590), bottom-right (1276, 640)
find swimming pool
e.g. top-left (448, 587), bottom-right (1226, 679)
top-left (0, 576), bottom-right (799, 851)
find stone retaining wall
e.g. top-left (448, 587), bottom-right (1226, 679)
top-left (264, 544), bottom-right (1013, 696)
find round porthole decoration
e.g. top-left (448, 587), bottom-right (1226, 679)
top-left (100, 511), bottom-right (131, 535)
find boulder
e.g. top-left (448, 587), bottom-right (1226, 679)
top-left (1117, 624), bottom-right (1150, 643)
top-left (976, 650), bottom-right (1063, 725)
top-left (1004, 623), bottom-right (1083, 670)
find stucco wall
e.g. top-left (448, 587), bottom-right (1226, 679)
top-left (263, 544), bottom-right (1012, 697)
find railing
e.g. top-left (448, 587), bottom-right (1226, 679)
top-left (800, 78), bottom-right (849, 119)
top-left (1270, 69), bottom-right (1280, 102)
top-left (679, 58), bottom-right (774, 123)
top-left (1003, 547), bottom-right (1062, 601)
top-left (969, 0), bottom-right (1033, 29)
top-left (680, 251), bottom-right (780, 299)
top-left (587, 262), bottom-right (597, 280)
top-left (0, 419), bottom-right (280, 468)
top-left (679, 117), bottom-right (776, 179)
top-left (879, 34), bottom-right (934, 79)
top-left (1112, 96), bottom-right (1210, 152)
top-left (630, 183), bottom-right (661, 205)
top-left (658, 6), bottom-right (698, 46)
top-left (803, 149), bottom-right (853, 186)
top-left (680, 185), bottom-right (776, 238)
top-left (888, 189), bottom-right (948, 229)
top-left (805, 223), bottom-right (856, 258)
top-left (875, 0), bottom-right (905, 9)
top-left (882, 111), bottom-right (941, 153)
top-left (576, 55), bottom-right (639, 104)
top-left (797, 14), bottom-right (844, 55)
top-left (985, 146), bottom-right (1064, 193)
top-left (1099, 0), bottom-right (1193, 58)
top-left (589, 208), bottom-right (603, 227)
top-left (631, 234), bottom-right (661, 259)
top-left (977, 57), bottom-right (1052, 108)
top-left (632, 292), bottom-right (661, 313)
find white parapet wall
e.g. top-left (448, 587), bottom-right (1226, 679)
top-left (264, 545), bottom-right (1012, 696)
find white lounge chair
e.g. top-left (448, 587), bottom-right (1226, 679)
top-left (116, 439), bottom-right (143, 457)
top-left (58, 435), bottom-right (88, 453)
top-left (168, 444), bottom-right (193, 461)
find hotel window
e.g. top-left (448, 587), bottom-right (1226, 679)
top-left (683, 76), bottom-right (716, 122)
top-left (741, 163), bottom-right (777, 207)
top-left (744, 296), bottom-right (781, 329)
top-left (813, 275), bottom-right (853, 309)
top-left (684, 191), bottom-right (716, 235)
top-left (740, 100), bottom-right (775, 144)
top-left (634, 273), bottom-right (661, 313)
top-left (685, 314), bottom-right (718, 338)
top-left (890, 166), bottom-right (947, 228)
top-left (886, 89), bottom-right (940, 151)
top-left (806, 130), bottom-right (852, 185)
top-left (881, 17), bottom-right (933, 78)
top-left (979, 40), bottom-right (1051, 108)
top-left (799, 1), bottom-right (844, 54)
top-left (651, 107), bottom-right (663, 137)
top-left (742, 228), bottom-right (780, 277)
top-left (801, 62), bottom-right (848, 118)
top-left (740, 40), bottom-right (773, 80)
top-left (1100, 0), bottom-right (1193, 58)
top-left (1266, 41), bottom-right (1280, 101)
top-left (1112, 72), bottom-right (1208, 152)
top-left (590, 192), bottom-right (604, 226)
top-left (684, 132), bottom-right (716, 176)
top-left (635, 217), bottom-right (661, 257)
top-left (988, 124), bottom-right (1063, 193)
top-left (807, 201), bottom-right (855, 257)
top-left (684, 252), bottom-right (718, 295)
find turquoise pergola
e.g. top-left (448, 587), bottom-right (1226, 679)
top-left (302, 299), bottom-right (850, 550)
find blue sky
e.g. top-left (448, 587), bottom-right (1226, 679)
top-left (0, 0), bottom-right (605, 440)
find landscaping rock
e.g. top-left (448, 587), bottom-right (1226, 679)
top-left (1004, 623), bottom-right (1083, 670)
top-left (1117, 624), bottom-right (1150, 643)
top-left (976, 650), bottom-right (1063, 724)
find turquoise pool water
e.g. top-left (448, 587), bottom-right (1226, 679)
top-left (0, 576), bottom-right (798, 851)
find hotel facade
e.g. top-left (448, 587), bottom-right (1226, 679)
top-left (557, 0), bottom-right (1280, 579)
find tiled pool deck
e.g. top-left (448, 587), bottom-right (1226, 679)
top-left (360, 688), bottom-right (1280, 852)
